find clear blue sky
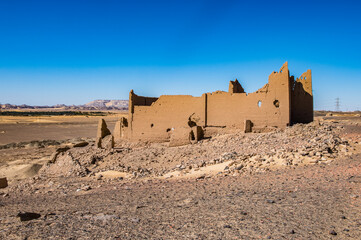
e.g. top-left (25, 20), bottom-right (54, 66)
top-left (0, 0), bottom-right (360, 110)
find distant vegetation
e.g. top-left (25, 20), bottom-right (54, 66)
top-left (0, 111), bottom-right (112, 116)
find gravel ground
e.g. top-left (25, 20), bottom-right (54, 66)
top-left (0, 116), bottom-right (360, 239)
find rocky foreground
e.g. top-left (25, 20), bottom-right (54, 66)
top-left (0, 117), bottom-right (360, 239)
top-left (39, 119), bottom-right (357, 179)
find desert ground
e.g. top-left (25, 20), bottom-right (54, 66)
top-left (0, 112), bottom-right (360, 239)
top-left (0, 113), bottom-right (125, 144)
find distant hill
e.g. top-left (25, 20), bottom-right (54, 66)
top-left (84, 100), bottom-right (128, 109)
top-left (0, 100), bottom-right (129, 111)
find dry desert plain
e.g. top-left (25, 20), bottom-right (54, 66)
top-left (0, 111), bottom-right (361, 239)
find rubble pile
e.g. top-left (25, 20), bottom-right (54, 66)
top-left (39, 120), bottom-right (356, 179)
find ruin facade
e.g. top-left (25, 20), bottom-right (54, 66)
top-left (113, 62), bottom-right (313, 146)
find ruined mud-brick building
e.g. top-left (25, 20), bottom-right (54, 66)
top-left (114, 62), bottom-right (313, 146)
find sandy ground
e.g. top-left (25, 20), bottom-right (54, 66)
top-left (0, 115), bottom-right (124, 144)
top-left (0, 114), bottom-right (360, 239)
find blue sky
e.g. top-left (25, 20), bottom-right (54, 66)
top-left (0, 0), bottom-right (360, 110)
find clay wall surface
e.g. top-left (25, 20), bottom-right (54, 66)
top-left (130, 95), bottom-right (205, 141)
top-left (207, 62), bottom-right (291, 128)
top-left (129, 90), bottom-right (158, 114)
top-left (121, 62), bottom-right (313, 143)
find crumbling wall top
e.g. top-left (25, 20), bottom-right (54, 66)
top-left (229, 79), bottom-right (245, 93)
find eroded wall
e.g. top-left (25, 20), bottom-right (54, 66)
top-left (207, 62), bottom-right (291, 128)
top-left (291, 70), bottom-right (313, 123)
top-left (129, 94), bottom-right (205, 141)
top-left (228, 79), bottom-right (245, 93)
top-left (122, 62), bottom-right (313, 143)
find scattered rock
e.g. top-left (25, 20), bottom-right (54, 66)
top-left (329, 230), bottom-right (337, 235)
top-left (81, 185), bottom-right (91, 191)
top-left (0, 177), bottom-right (8, 188)
top-left (17, 212), bottom-right (41, 221)
top-left (73, 142), bottom-right (89, 148)
top-left (130, 218), bottom-right (140, 223)
top-left (102, 135), bottom-right (115, 149)
top-left (196, 175), bottom-right (206, 180)
top-left (235, 164), bottom-right (244, 170)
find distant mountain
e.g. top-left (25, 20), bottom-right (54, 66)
top-left (0, 100), bottom-right (129, 111)
top-left (84, 100), bottom-right (128, 109)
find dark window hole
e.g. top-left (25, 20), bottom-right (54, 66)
top-left (273, 100), bottom-right (280, 108)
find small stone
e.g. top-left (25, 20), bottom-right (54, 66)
top-left (266, 199), bottom-right (275, 204)
top-left (235, 164), bottom-right (244, 170)
top-left (196, 175), bottom-right (205, 180)
top-left (17, 212), bottom-right (41, 221)
top-left (223, 224), bottom-right (232, 229)
top-left (73, 142), bottom-right (89, 148)
top-left (0, 177), bottom-right (8, 188)
top-left (82, 186), bottom-right (91, 191)
top-left (329, 230), bottom-right (337, 235)
top-left (289, 230), bottom-right (295, 234)
top-left (130, 218), bottom-right (140, 223)
top-left (341, 216), bottom-right (346, 219)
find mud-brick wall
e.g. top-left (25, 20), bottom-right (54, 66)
top-left (130, 95), bottom-right (205, 141)
top-left (132, 96), bottom-right (158, 107)
top-left (291, 70), bottom-right (313, 124)
top-left (129, 91), bottom-right (158, 114)
top-left (206, 64), bottom-right (291, 129)
top-left (126, 62), bottom-right (308, 142)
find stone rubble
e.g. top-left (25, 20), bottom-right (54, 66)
top-left (37, 120), bottom-right (356, 179)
